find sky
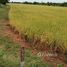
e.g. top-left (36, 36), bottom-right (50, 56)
top-left (10, 0), bottom-right (67, 3)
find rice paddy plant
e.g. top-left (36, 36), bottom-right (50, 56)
top-left (9, 4), bottom-right (67, 64)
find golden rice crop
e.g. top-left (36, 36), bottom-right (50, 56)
top-left (9, 4), bottom-right (67, 49)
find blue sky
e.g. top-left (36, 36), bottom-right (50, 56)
top-left (10, 0), bottom-right (67, 3)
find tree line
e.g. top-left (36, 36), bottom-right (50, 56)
top-left (11, 1), bottom-right (67, 7)
top-left (0, 0), bottom-right (9, 5)
top-left (22, 1), bottom-right (67, 7)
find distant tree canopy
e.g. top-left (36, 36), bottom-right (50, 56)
top-left (22, 1), bottom-right (67, 7)
top-left (0, 0), bottom-right (9, 5)
top-left (10, 1), bottom-right (67, 7)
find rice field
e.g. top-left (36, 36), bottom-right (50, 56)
top-left (0, 5), bottom-right (49, 67)
top-left (9, 4), bottom-right (67, 49)
top-left (0, 4), bottom-right (67, 67)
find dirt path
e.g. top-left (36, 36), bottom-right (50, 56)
top-left (5, 25), bottom-right (31, 48)
top-left (1, 19), bottom-right (67, 67)
top-left (1, 20), bottom-right (31, 49)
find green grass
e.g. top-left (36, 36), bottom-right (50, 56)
top-left (0, 6), bottom-right (20, 67)
top-left (0, 36), bottom-right (54, 67)
top-left (9, 4), bottom-right (67, 49)
top-left (0, 6), bottom-right (9, 20)
top-left (0, 36), bottom-right (20, 67)
top-left (25, 49), bottom-right (54, 67)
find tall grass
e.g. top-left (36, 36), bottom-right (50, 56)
top-left (9, 4), bottom-right (67, 63)
top-left (0, 5), bottom-right (57, 67)
top-left (10, 4), bottom-right (67, 48)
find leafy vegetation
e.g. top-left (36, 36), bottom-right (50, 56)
top-left (0, 0), bottom-right (9, 5)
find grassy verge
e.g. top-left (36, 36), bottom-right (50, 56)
top-left (0, 5), bottom-right (20, 67)
top-left (0, 36), bottom-right (20, 67)
top-left (0, 36), bottom-right (56, 67)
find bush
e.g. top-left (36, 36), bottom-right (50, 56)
top-left (0, 0), bottom-right (9, 5)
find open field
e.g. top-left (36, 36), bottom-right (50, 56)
top-left (9, 4), bottom-right (67, 49)
top-left (0, 5), bottom-right (57, 67)
top-left (0, 4), bottom-right (67, 67)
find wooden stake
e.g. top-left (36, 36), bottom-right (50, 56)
top-left (20, 47), bottom-right (25, 67)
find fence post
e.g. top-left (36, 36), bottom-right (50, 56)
top-left (20, 47), bottom-right (25, 67)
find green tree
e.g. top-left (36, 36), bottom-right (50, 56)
top-left (0, 0), bottom-right (9, 5)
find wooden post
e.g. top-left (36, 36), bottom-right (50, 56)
top-left (20, 47), bottom-right (25, 67)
